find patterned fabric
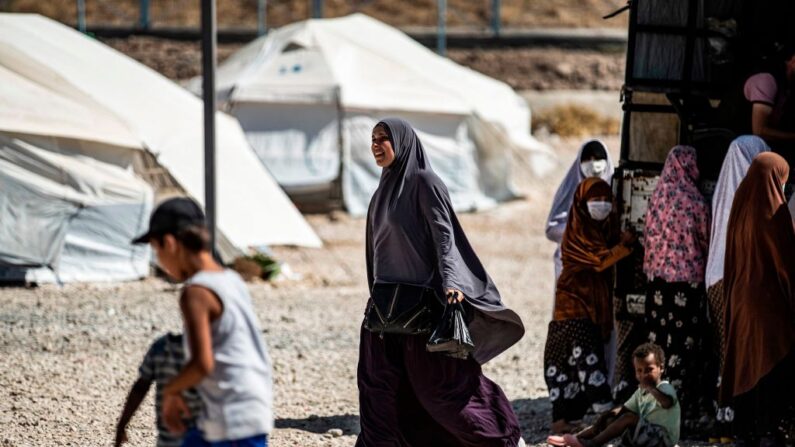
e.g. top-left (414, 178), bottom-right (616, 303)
top-left (643, 146), bottom-right (710, 283)
top-left (613, 317), bottom-right (645, 404)
top-left (616, 417), bottom-right (670, 447)
top-left (644, 280), bottom-right (712, 431)
top-left (544, 319), bottom-right (614, 422)
top-left (138, 333), bottom-right (203, 447)
top-left (706, 280), bottom-right (736, 435)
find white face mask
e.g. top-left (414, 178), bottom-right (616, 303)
top-left (587, 201), bottom-right (613, 221)
top-left (581, 159), bottom-right (608, 178)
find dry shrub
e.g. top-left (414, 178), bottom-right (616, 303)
top-left (532, 104), bottom-right (620, 138)
top-left (232, 257), bottom-right (263, 282)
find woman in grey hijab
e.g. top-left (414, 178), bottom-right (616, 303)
top-left (356, 118), bottom-right (525, 447)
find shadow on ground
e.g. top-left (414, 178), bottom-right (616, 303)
top-left (276, 414), bottom-right (361, 436)
top-left (274, 398), bottom-right (552, 442)
top-left (513, 396), bottom-right (553, 444)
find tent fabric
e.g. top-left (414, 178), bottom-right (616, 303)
top-left (190, 14), bottom-right (556, 215)
top-left (0, 13), bottom-right (322, 249)
top-left (0, 132), bottom-right (153, 283)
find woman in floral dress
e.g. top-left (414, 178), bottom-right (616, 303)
top-left (544, 177), bottom-right (636, 434)
top-left (642, 146), bottom-right (711, 432)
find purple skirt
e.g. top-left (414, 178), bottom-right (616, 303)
top-left (356, 326), bottom-right (521, 447)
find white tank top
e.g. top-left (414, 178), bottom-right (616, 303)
top-left (184, 270), bottom-right (273, 442)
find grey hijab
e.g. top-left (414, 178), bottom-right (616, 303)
top-left (366, 118), bottom-right (524, 364)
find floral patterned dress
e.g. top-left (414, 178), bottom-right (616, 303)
top-left (641, 146), bottom-right (713, 433)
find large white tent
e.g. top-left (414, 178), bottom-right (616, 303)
top-left (0, 64), bottom-right (153, 283)
top-left (0, 13), bottom-right (323, 282)
top-left (190, 14), bottom-right (556, 215)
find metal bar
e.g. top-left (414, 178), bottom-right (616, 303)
top-left (491, 0), bottom-right (501, 36)
top-left (139, 0), bottom-right (150, 29)
top-left (201, 0), bottom-right (218, 255)
top-left (437, 0), bottom-right (446, 56)
top-left (257, 0), bottom-right (267, 36)
top-left (312, 0), bottom-right (323, 19)
top-left (76, 0), bottom-right (86, 33)
top-left (619, 0), bottom-right (638, 162)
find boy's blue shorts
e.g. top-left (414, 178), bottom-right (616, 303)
top-left (182, 428), bottom-right (268, 447)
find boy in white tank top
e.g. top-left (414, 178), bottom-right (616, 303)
top-left (133, 197), bottom-right (273, 447)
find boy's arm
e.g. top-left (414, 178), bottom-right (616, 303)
top-left (163, 286), bottom-right (221, 395)
top-left (162, 286), bottom-right (222, 434)
top-left (115, 378), bottom-right (151, 447)
top-left (645, 385), bottom-right (675, 409)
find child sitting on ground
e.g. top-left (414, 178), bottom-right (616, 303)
top-left (115, 332), bottom-right (202, 447)
top-left (549, 343), bottom-right (680, 447)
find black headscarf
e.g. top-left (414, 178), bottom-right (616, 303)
top-left (366, 118), bottom-right (524, 364)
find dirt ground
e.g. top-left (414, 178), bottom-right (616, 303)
top-left (0, 135), bottom-right (628, 447)
top-left (99, 36), bottom-right (626, 91)
top-left (2, 0), bottom-right (628, 30)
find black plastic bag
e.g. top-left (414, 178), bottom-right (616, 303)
top-left (426, 301), bottom-right (474, 359)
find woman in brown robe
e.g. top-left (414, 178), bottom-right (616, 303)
top-left (544, 177), bottom-right (636, 434)
top-left (721, 152), bottom-right (795, 445)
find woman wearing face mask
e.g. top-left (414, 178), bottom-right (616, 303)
top-left (358, 118), bottom-right (526, 447)
top-left (641, 146), bottom-right (711, 433)
top-left (721, 152), bottom-right (795, 446)
top-left (546, 140), bottom-right (615, 283)
top-left (544, 177), bottom-right (636, 434)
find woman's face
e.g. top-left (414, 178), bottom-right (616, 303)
top-left (372, 126), bottom-right (396, 168)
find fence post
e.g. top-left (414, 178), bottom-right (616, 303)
top-left (258, 0), bottom-right (267, 35)
top-left (76, 0), bottom-right (86, 33)
top-left (139, 0), bottom-right (150, 29)
top-left (201, 0), bottom-right (218, 257)
top-left (491, 0), bottom-right (501, 36)
top-left (312, 0), bottom-right (323, 18)
top-left (437, 0), bottom-right (446, 56)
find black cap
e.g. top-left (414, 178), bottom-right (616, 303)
top-left (132, 197), bottom-right (206, 244)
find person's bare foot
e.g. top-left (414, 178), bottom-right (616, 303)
top-left (551, 419), bottom-right (577, 434)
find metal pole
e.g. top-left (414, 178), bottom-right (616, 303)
top-left (76, 0), bottom-right (86, 33)
top-left (201, 0), bottom-right (218, 255)
top-left (139, 0), bottom-right (150, 30)
top-left (257, 0), bottom-right (267, 36)
top-left (437, 0), bottom-right (446, 56)
top-left (491, 0), bottom-right (501, 36)
top-left (312, 0), bottom-right (323, 18)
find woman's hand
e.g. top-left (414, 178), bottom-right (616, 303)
top-left (620, 230), bottom-right (637, 246)
top-left (446, 289), bottom-right (464, 304)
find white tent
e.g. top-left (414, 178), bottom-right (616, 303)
top-left (189, 13), bottom-right (556, 215)
top-left (0, 13), bottom-right (322, 258)
top-left (0, 64), bottom-right (153, 283)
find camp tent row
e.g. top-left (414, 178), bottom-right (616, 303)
top-left (0, 13), bottom-right (321, 284)
top-left (0, 13), bottom-right (554, 283)
top-left (190, 13), bottom-right (556, 215)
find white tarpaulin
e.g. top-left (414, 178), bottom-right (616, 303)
top-left (189, 14), bottom-right (556, 215)
top-left (0, 13), bottom-right (322, 249)
top-left (0, 132), bottom-right (154, 283)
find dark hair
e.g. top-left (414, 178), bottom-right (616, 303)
top-left (633, 342), bottom-right (665, 367)
top-left (581, 141), bottom-right (607, 161)
top-left (154, 225), bottom-right (211, 252)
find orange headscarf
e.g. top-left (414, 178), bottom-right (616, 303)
top-left (721, 152), bottom-right (795, 400)
top-left (555, 178), bottom-right (627, 337)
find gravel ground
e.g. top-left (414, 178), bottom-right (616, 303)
top-left (0, 136), bottom-right (714, 446)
